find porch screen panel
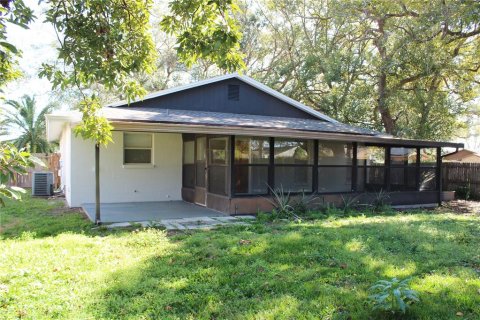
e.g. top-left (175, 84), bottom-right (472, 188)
top-left (195, 137), bottom-right (206, 188)
top-left (390, 147), bottom-right (417, 191)
top-left (182, 140), bottom-right (195, 188)
top-left (274, 139), bottom-right (314, 192)
top-left (357, 145), bottom-right (386, 192)
top-left (233, 136), bottom-right (269, 195)
top-left (419, 148), bottom-right (437, 191)
top-left (208, 137), bottom-right (230, 195)
top-left (317, 141), bottom-right (353, 193)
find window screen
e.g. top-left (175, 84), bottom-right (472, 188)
top-left (123, 133), bottom-right (153, 164)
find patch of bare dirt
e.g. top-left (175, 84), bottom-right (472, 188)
top-left (439, 200), bottom-right (480, 215)
top-left (0, 218), bottom-right (21, 234)
top-left (48, 206), bottom-right (84, 216)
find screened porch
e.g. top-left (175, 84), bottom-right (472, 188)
top-left (180, 134), bottom-right (442, 214)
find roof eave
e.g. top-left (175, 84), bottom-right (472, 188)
top-left (108, 120), bottom-right (463, 148)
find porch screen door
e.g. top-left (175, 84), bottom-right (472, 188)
top-left (194, 136), bottom-right (207, 205)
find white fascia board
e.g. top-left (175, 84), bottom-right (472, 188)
top-left (107, 73), bottom-right (338, 123)
top-left (45, 112), bottom-right (82, 141)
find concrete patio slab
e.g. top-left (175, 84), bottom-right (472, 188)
top-left (82, 201), bottom-right (225, 223)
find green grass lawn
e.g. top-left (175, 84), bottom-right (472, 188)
top-left (0, 195), bottom-right (479, 319)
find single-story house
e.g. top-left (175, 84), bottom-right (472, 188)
top-left (46, 73), bottom-right (463, 215)
top-left (443, 149), bottom-right (480, 163)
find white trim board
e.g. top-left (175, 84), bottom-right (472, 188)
top-left (107, 73), bottom-right (338, 123)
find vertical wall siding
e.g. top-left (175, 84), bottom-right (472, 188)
top-left (126, 79), bottom-right (318, 120)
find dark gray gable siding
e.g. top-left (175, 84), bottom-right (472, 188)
top-left (122, 79), bottom-right (318, 120)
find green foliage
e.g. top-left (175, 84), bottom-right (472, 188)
top-left (340, 194), bottom-right (361, 215)
top-left (0, 143), bottom-right (43, 206)
top-left (39, 0), bottom-right (158, 145)
top-left (1, 196), bottom-right (480, 319)
top-left (243, 0), bottom-right (480, 139)
top-left (41, 0), bottom-right (156, 101)
top-left (2, 95), bottom-right (56, 152)
top-left (265, 184), bottom-right (298, 220)
top-left (369, 277), bottom-right (420, 314)
top-left (161, 0), bottom-right (245, 72)
top-left (0, 0), bottom-right (35, 90)
top-left (291, 190), bottom-right (319, 215)
top-left (456, 183), bottom-right (472, 201)
top-left (73, 96), bottom-right (113, 146)
top-left (371, 189), bottom-right (391, 213)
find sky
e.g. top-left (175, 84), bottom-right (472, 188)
top-left (1, 0), bottom-right (479, 152)
top-left (3, 0), bottom-right (58, 108)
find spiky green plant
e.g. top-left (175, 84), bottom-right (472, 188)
top-left (265, 184), bottom-right (298, 220)
top-left (3, 95), bottom-right (56, 153)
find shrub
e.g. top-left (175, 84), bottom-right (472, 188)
top-left (371, 189), bottom-right (391, 212)
top-left (265, 185), bottom-right (300, 220)
top-left (368, 277), bottom-right (419, 314)
top-left (291, 190), bottom-right (319, 215)
top-left (455, 183), bottom-right (471, 200)
top-left (340, 194), bottom-right (361, 215)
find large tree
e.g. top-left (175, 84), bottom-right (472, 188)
top-left (241, 0), bottom-right (480, 140)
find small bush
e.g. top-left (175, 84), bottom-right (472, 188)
top-left (340, 194), bottom-right (361, 215)
top-left (265, 185), bottom-right (300, 220)
top-left (368, 277), bottom-right (419, 314)
top-left (371, 189), bottom-right (391, 212)
top-left (292, 190), bottom-right (319, 215)
top-left (455, 184), bottom-right (471, 200)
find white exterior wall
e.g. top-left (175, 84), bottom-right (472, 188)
top-left (59, 125), bottom-right (72, 205)
top-left (63, 130), bottom-right (183, 207)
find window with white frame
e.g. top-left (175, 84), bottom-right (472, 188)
top-left (123, 132), bottom-right (153, 164)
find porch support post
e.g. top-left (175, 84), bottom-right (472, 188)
top-left (352, 142), bottom-right (358, 192)
top-left (268, 137), bottom-right (275, 192)
top-left (95, 143), bottom-right (101, 225)
top-left (230, 135), bottom-right (235, 197)
top-left (416, 147), bottom-right (421, 191)
top-left (313, 140), bottom-right (319, 193)
top-left (385, 146), bottom-right (391, 191)
top-left (436, 147), bottom-right (442, 206)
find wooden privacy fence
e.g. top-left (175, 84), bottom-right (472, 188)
top-left (8, 153), bottom-right (61, 189)
top-left (442, 162), bottom-right (480, 199)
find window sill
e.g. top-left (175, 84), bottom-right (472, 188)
top-left (122, 163), bottom-right (155, 169)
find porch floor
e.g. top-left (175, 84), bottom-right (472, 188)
top-left (81, 201), bottom-right (225, 223)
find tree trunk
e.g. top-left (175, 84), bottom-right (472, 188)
top-left (374, 17), bottom-right (395, 135)
top-left (377, 72), bottom-right (395, 134)
top-left (95, 143), bottom-right (101, 225)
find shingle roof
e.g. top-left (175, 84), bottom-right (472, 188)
top-left (101, 107), bottom-right (380, 136)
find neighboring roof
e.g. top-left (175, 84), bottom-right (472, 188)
top-left (443, 149), bottom-right (480, 162)
top-left (107, 73), bottom-right (339, 123)
top-left (101, 107), bottom-right (377, 136)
